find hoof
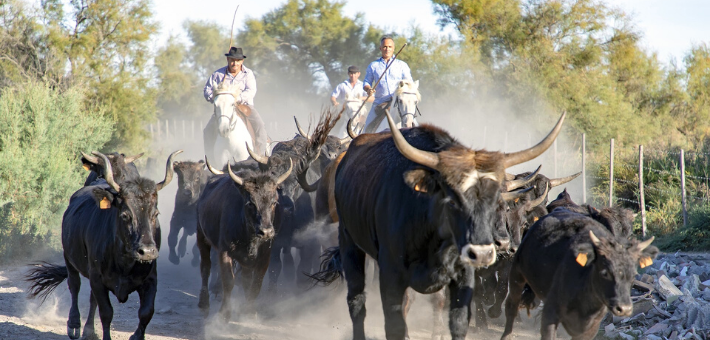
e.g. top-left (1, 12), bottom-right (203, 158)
top-left (81, 332), bottom-right (99, 340)
top-left (67, 326), bottom-right (80, 339)
top-left (169, 252), bottom-right (180, 265)
top-left (488, 305), bottom-right (502, 319)
top-left (129, 334), bottom-right (144, 340)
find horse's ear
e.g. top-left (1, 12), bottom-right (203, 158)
top-left (400, 80), bottom-right (404, 87)
top-left (414, 80), bottom-right (419, 88)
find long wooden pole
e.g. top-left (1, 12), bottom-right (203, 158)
top-left (639, 145), bottom-right (646, 237)
top-left (609, 138), bottom-right (614, 207)
top-left (228, 6), bottom-right (240, 49)
top-left (352, 43), bottom-right (409, 120)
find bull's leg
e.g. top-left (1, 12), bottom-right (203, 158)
top-left (196, 227), bottom-right (212, 313)
top-left (501, 264), bottom-right (525, 340)
top-left (448, 265), bottom-right (474, 340)
top-left (472, 271), bottom-right (488, 331)
top-left (430, 289), bottom-right (446, 340)
top-left (403, 288), bottom-right (416, 320)
top-left (129, 274), bottom-right (157, 340)
top-left (177, 227), bottom-right (189, 258)
top-left (243, 253), bottom-right (270, 316)
top-left (341, 231), bottom-right (367, 340)
top-left (218, 251), bottom-right (235, 321)
top-left (540, 303), bottom-right (559, 340)
top-left (167, 220), bottom-right (181, 265)
top-left (89, 275), bottom-right (114, 340)
top-left (489, 266), bottom-right (511, 319)
top-left (267, 246), bottom-right (282, 293)
top-left (82, 292), bottom-right (99, 340)
top-left (191, 240), bottom-right (200, 267)
top-left (209, 249), bottom-right (224, 298)
top-left (379, 269), bottom-right (409, 340)
top-left (296, 241), bottom-right (319, 290)
top-left (65, 261), bottom-right (82, 339)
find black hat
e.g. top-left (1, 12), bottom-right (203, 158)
top-left (225, 47), bottom-right (247, 59)
top-left (347, 65), bottom-right (359, 73)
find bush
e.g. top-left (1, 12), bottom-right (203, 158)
top-left (0, 81), bottom-right (113, 262)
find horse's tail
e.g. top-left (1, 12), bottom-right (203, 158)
top-left (25, 262), bottom-right (68, 303)
top-left (306, 247), bottom-right (343, 286)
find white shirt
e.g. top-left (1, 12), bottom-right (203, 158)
top-left (331, 80), bottom-right (366, 103)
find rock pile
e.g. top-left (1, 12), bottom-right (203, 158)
top-left (601, 253), bottom-right (710, 340)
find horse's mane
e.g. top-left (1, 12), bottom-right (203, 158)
top-left (394, 80), bottom-right (421, 102)
top-left (212, 80), bottom-right (242, 99)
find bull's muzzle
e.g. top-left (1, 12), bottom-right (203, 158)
top-left (256, 227), bottom-right (275, 240)
top-left (609, 302), bottom-right (633, 317)
top-left (134, 244), bottom-right (159, 262)
top-left (460, 244), bottom-right (497, 267)
top-left (495, 238), bottom-right (511, 252)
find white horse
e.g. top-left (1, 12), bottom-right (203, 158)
top-left (332, 90), bottom-right (367, 138)
top-left (211, 82), bottom-right (253, 168)
top-left (371, 79), bottom-right (421, 133)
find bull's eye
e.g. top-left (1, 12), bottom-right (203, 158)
top-left (600, 269), bottom-right (612, 280)
top-left (120, 212), bottom-right (131, 222)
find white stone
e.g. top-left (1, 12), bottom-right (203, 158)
top-left (657, 275), bottom-right (684, 303)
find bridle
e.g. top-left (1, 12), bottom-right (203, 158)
top-left (213, 91), bottom-right (239, 132)
top-left (394, 91), bottom-right (421, 122)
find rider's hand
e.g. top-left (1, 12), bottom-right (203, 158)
top-left (367, 88), bottom-right (376, 96)
top-left (332, 101), bottom-right (340, 106)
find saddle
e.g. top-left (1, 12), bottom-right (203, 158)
top-left (364, 101), bottom-right (392, 133)
top-left (235, 104), bottom-right (257, 146)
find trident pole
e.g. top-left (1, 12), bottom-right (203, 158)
top-left (228, 5), bottom-right (240, 49)
top-left (352, 43), bottom-right (409, 120)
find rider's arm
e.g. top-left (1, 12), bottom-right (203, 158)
top-left (203, 73), bottom-right (216, 102)
top-left (363, 64), bottom-right (374, 95)
top-left (330, 85), bottom-right (341, 105)
top-left (239, 70), bottom-right (257, 105)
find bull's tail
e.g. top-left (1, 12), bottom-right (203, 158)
top-left (306, 247), bottom-right (343, 286)
top-left (520, 283), bottom-right (538, 316)
top-left (24, 262), bottom-right (68, 303)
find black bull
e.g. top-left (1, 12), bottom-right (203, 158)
top-left (312, 111), bottom-right (566, 340)
top-left (25, 150), bottom-right (181, 340)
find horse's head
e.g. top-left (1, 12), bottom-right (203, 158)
top-left (393, 80), bottom-right (421, 128)
top-left (212, 82), bottom-right (243, 137)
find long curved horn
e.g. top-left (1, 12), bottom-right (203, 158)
top-left (246, 142), bottom-right (269, 165)
top-left (500, 186), bottom-right (533, 202)
top-left (505, 173), bottom-right (516, 181)
top-left (276, 159), bottom-right (293, 185)
top-left (296, 166), bottom-right (320, 192)
top-left (589, 230), bottom-right (601, 247)
top-left (92, 151), bottom-right (120, 192)
top-left (636, 236), bottom-right (655, 251)
top-left (505, 165), bottom-right (542, 191)
top-left (549, 171), bottom-right (582, 188)
top-left (227, 162), bottom-right (243, 186)
top-left (386, 109), bottom-right (439, 170)
top-left (123, 153), bottom-right (144, 163)
top-left (81, 151), bottom-right (99, 164)
top-left (503, 112), bottom-right (566, 168)
top-left (204, 156), bottom-right (224, 175)
top-left (347, 118), bottom-right (358, 139)
top-left (339, 135), bottom-right (351, 146)
top-left (294, 116), bottom-right (310, 141)
top-left (156, 150), bottom-right (183, 191)
top-left (525, 184), bottom-right (549, 212)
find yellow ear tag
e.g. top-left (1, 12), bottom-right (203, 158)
top-left (100, 197), bottom-right (111, 209)
top-left (639, 257), bottom-right (653, 268)
top-left (414, 180), bottom-right (427, 193)
top-left (514, 198), bottom-right (519, 203)
top-left (533, 216), bottom-right (539, 222)
top-left (576, 253), bottom-right (588, 266)
top-left (83, 164), bottom-right (90, 171)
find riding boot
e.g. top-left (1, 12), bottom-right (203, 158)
top-left (246, 105), bottom-right (268, 155)
top-left (203, 116), bottom-right (218, 164)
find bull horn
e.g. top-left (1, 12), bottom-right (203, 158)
top-left (246, 142), bottom-right (269, 165)
top-left (276, 159), bottom-right (293, 185)
top-left (347, 118), bottom-right (358, 139)
top-left (156, 150), bottom-right (183, 191)
top-left (549, 171), bottom-right (582, 188)
top-left (81, 151), bottom-right (99, 164)
top-left (294, 116), bottom-right (310, 141)
top-left (505, 165), bottom-right (542, 191)
top-left (589, 230), bottom-right (601, 247)
top-left (386, 109), bottom-right (439, 170)
top-left (339, 135), bottom-right (351, 146)
top-left (204, 156), bottom-right (224, 175)
top-left (92, 151), bottom-right (120, 192)
top-left (123, 152), bottom-right (144, 163)
top-left (227, 162), bottom-right (243, 186)
top-left (505, 173), bottom-right (516, 181)
top-left (525, 184), bottom-right (549, 212)
top-left (503, 112), bottom-right (566, 168)
top-left (500, 186), bottom-right (533, 202)
top-left (296, 166), bottom-right (319, 192)
top-left (636, 236), bottom-right (655, 251)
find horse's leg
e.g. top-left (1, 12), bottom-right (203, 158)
top-left (203, 116), bottom-right (218, 165)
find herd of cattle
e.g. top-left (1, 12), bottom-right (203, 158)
top-left (23, 108), bottom-right (659, 340)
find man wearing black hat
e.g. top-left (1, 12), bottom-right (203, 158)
top-left (203, 46), bottom-right (267, 156)
top-left (330, 65), bottom-right (368, 107)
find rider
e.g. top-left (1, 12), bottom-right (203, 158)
top-left (203, 46), bottom-right (267, 158)
top-left (330, 65), bottom-right (368, 107)
top-left (362, 36), bottom-right (412, 133)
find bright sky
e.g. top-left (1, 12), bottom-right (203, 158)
top-left (151, 0), bottom-right (710, 66)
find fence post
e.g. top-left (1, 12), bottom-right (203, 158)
top-left (157, 120), bottom-right (161, 139)
top-left (681, 149), bottom-right (687, 227)
top-left (182, 120), bottom-right (186, 139)
top-left (149, 124), bottom-right (154, 140)
top-left (639, 145), bottom-right (646, 238)
top-left (609, 138), bottom-right (614, 207)
top-left (191, 120), bottom-right (195, 139)
top-left (582, 133), bottom-right (586, 204)
top-left (173, 119), bottom-right (177, 139)
top-left (165, 119), bottom-right (170, 139)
